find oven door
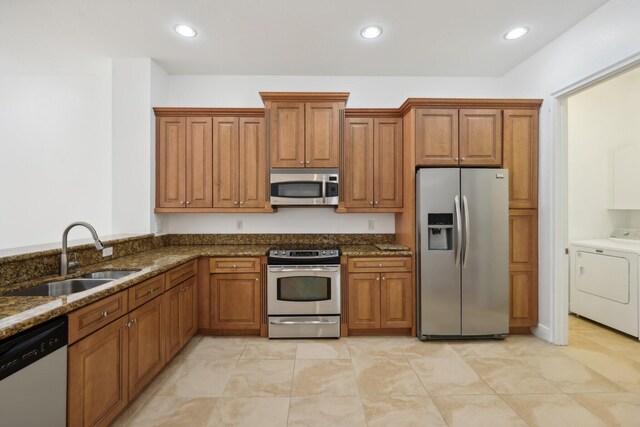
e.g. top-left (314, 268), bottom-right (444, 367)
top-left (267, 265), bottom-right (340, 315)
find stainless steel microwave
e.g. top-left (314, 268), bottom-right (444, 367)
top-left (270, 169), bottom-right (339, 206)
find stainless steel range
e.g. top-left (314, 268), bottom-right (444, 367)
top-left (267, 248), bottom-right (341, 338)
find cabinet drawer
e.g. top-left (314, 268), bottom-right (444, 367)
top-left (128, 274), bottom-right (166, 310)
top-left (210, 257), bottom-right (260, 273)
top-left (347, 257), bottom-right (411, 273)
top-left (68, 291), bottom-right (128, 344)
top-left (167, 260), bottom-right (197, 289)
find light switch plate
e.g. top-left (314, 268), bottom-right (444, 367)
top-left (102, 247), bottom-right (113, 257)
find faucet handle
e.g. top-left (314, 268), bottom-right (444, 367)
top-left (68, 253), bottom-right (79, 270)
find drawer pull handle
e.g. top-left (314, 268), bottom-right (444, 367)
top-left (100, 311), bottom-right (109, 318)
top-left (378, 263), bottom-right (382, 267)
top-left (148, 288), bottom-right (155, 294)
top-left (233, 264), bottom-right (237, 268)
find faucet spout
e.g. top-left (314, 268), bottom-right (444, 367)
top-left (60, 222), bottom-right (104, 276)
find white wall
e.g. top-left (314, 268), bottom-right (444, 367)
top-left (158, 75), bottom-right (501, 234)
top-left (500, 0), bottom-right (640, 341)
top-left (568, 67), bottom-right (640, 242)
top-left (0, 59), bottom-right (112, 249)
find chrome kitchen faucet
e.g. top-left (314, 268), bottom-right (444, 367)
top-left (60, 222), bottom-right (104, 275)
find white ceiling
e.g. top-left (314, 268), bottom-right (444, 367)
top-left (0, 0), bottom-right (609, 76)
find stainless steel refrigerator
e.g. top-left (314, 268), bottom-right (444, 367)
top-left (416, 168), bottom-right (509, 339)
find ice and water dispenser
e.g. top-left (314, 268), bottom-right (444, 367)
top-left (427, 213), bottom-right (454, 250)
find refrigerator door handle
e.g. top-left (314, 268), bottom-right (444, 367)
top-left (454, 195), bottom-right (462, 266)
top-left (462, 195), bottom-right (470, 267)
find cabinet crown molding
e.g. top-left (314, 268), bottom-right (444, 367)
top-left (260, 92), bottom-right (350, 103)
top-left (345, 108), bottom-right (402, 118)
top-left (153, 108), bottom-right (265, 117)
top-left (399, 98), bottom-right (543, 115)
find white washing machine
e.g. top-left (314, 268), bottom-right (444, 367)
top-left (570, 229), bottom-right (640, 338)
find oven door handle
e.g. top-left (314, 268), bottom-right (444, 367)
top-left (269, 319), bottom-right (339, 325)
top-left (269, 267), bottom-right (339, 272)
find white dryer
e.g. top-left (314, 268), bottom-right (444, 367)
top-left (570, 229), bottom-right (640, 338)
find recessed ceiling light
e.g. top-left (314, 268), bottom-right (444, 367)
top-left (174, 24), bottom-right (197, 38)
top-left (504, 27), bottom-right (528, 40)
top-left (361, 25), bottom-right (383, 39)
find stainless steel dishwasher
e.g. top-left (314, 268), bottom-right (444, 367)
top-left (0, 317), bottom-right (68, 427)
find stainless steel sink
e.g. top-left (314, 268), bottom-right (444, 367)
top-left (6, 279), bottom-right (113, 297)
top-left (80, 270), bottom-right (140, 280)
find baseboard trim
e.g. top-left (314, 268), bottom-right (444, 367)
top-left (532, 323), bottom-right (552, 343)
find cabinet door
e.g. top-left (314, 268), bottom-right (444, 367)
top-left (180, 276), bottom-right (198, 342)
top-left (374, 118), bottom-right (403, 208)
top-left (343, 118), bottom-right (374, 208)
top-left (210, 273), bottom-right (261, 329)
top-left (68, 318), bottom-right (129, 427)
top-left (270, 102), bottom-right (305, 168)
top-left (128, 297), bottom-right (165, 399)
top-left (459, 109), bottom-right (502, 166)
top-left (163, 284), bottom-right (182, 361)
top-left (415, 109), bottom-right (459, 166)
top-left (186, 117), bottom-right (213, 208)
top-left (305, 102), bottom-right (340, 167)
top-left (213, 117), bottom-right (239, 207)
top-left (503, 109), bottom-right (538, 209)
top-left (380, 272), bottom-right (412, 329)
top-left (509, 209), bottom-right (538, 327)
top-left (157, 117), bottom-right (186, 208)
top-left (348, 273), bottom-right (380, 329)
top-left (239, 117), bottom-right (266, 208)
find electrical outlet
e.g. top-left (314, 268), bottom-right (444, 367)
top-left (368, 220), bottom-right (375, 230)
top-left (236, 220), bottom-right (243, 230)
top-left (102, 247), bottom-right (113, 257)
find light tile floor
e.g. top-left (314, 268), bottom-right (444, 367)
top-left (113, 315), bottom-right (640, 426)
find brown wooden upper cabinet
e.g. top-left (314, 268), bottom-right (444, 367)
top-left (261, 93), bottom-right (349, 169)
top-left (503, 109), bottom-right (539, 209)
top-left (157, 117), bottom-right (213, 208)
top-left (343, 117), bottom-right (402, 210)
top-left (416, 108), bottom-right (502, 166)
top-left (213, 117), bottom-right (267, 208)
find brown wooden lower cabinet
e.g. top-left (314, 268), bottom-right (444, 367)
top-left (67, 261), bottom-right (199, 427)
top-left (128, 297), bottom-right (165, 400)
top-left (348, 271), bottom-right (412, 331)
top-left (210, 273), bottom-right (261, 330)
top-left (68, 316), bottom-right (129, 427)
top-left (165, 274), bottom-right (198, 360)
top-left (509, 209), bottom-right (538, 328)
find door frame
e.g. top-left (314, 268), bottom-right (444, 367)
top-left (548, 53), bottom-right (640, 345)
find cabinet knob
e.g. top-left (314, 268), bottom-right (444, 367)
top-left (382, 276), bottom-right (386, 280)
top-left (148, 288), bottom-right (155, 294)
top-left (455, 157), bottom-right (459, 161)
top-left (186, 201), bottom-right (191, 206)
top-left (369, 201), bottom-right (374, 205)
top-left (180, 201), bottom-right (185, 206)
top-left (378, 263), bottom-right (382, 267)
top-left (374, 201), bottom-right (379, 205)
top-left (100, 311), bottom-right (109, 318)
top-left (255, 278), bottom-right (259, 281)
top-left (461, 157), bottom-right (466, 161)
top-left (305, 160), bottom-right (310, 164)
top-left (299, 161), bottom-right (304, 164)
top-left (233, 264), bottom-right (237, 268)
top-left (234, 201), bottom-right (239, 205)
top-left (376, 277), bottom-right (380, 281)
top-left (240, 201), bottom-right (245, 205)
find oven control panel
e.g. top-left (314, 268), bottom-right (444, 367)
top-left (268, 249), bottom-right (340, 259)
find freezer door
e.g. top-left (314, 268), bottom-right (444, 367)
top-left (416, 169), bottom-right (462, 336)
top-left (460, 169), bottom-right (509, 336)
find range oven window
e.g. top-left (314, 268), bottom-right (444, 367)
top-left (271, 182), bottom-right (322, 198)
top-left (277, 276), bottom-right (331, 302)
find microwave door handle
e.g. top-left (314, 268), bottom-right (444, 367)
top-left (322, 176), bottom-right (326, 204)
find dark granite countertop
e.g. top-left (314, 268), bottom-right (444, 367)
top-left (0, 243), bottom-right (411, 340)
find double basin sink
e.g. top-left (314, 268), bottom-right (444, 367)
top-left (6, 270), bottom-right (140, 297)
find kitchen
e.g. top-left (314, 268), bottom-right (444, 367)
top-left (1, 1), bottom-right (637, 425)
